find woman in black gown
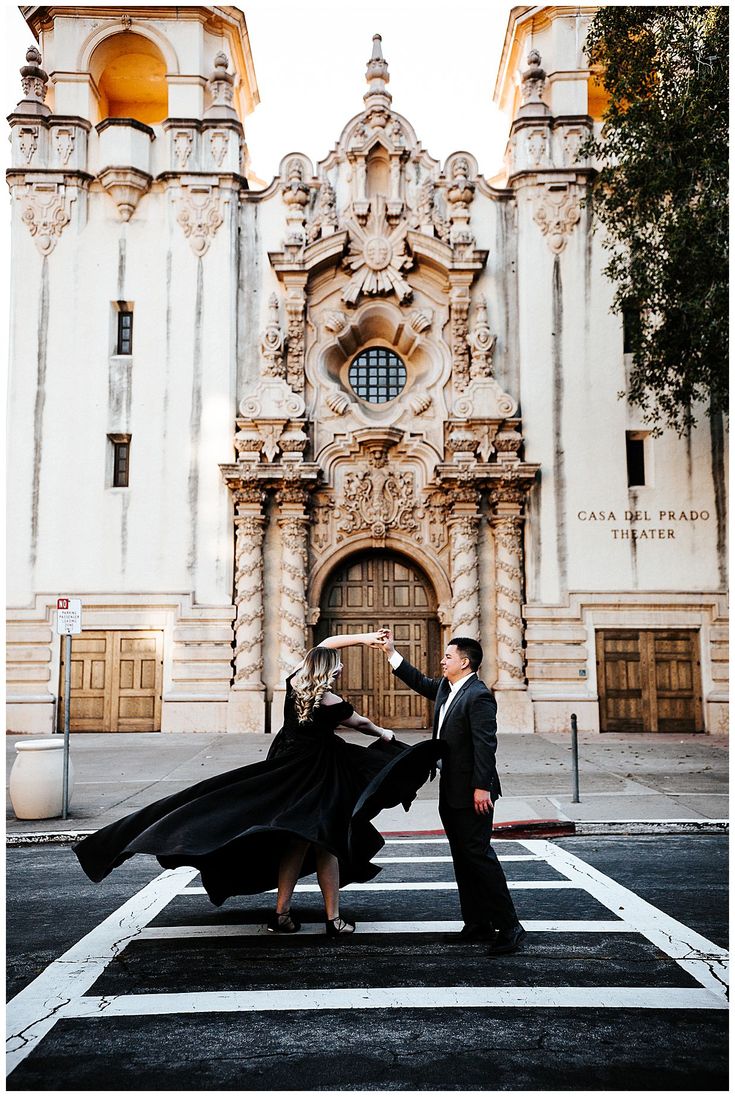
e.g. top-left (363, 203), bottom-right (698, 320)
top-left (73, 629), bottom-right (441, 937)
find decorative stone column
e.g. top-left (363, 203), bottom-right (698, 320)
top-left (448, 510), bottom-right (481, 637)
top-left (226, 489), bottom-right (267, 733)
top-left (271, 486), bottom-right (310, 732)
top-left (490, 488), bottom-right (534, 733)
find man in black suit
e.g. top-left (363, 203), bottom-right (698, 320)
top-left (381, 633), bottom-right (526, 954)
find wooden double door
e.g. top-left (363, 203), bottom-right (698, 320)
top-left (59, 631), bottom-right (163, 732)
top-left (596, 629), bottom-right (703, 732)
top-left (317, 553), bottom-right (440, 729)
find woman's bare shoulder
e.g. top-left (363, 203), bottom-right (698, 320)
top-left (320, 691), bottom-right (344, 707)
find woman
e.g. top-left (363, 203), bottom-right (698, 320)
top-left (73, 630), bottom-right (440, 937)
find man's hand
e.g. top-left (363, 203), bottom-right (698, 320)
top-left (380, 629), bottom-right (396, 657)
top-left (378, 727), bottom-right (395, 742)
top-left (473, 789), bottom-right (493, 815)
top-left (366, 629), bottom-right (390, 648)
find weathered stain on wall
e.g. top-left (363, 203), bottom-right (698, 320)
top-left (551, 255), bottom-right (568, 598)
top-left (30, 257), bottom-right (49, 572)
top-left (187, 259), bottom-right (204, 579)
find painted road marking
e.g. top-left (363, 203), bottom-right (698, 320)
top-left (521, 839), bottom-right (729, 1002)
top-left (138, 919), bottom-right (635, 939)
top-left (373, 855), bottom-right (540, 863)
top-left (6, 839), bottom-right (728, 1079)
top-left (5, 866), bottom-right (198, 1076)
top-left (64, 986), bottom-right (725, 1016)
top-left (182, 881), bottom-right (577, 893)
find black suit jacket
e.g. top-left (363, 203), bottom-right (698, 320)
top-left (393, 658), bottom-right (502, 808)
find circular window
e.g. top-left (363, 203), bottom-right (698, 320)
top-left (348, 347), bottom-right (407, 404)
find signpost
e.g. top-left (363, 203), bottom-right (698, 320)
top-left (56, 598), bottom-right (81, 820)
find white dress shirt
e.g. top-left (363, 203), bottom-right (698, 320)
top-left (389, 651), bottom-right (476, 736)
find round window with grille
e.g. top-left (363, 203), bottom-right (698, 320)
top-left (348, 347), bottom-right (407, 404)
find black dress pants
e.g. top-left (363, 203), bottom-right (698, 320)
top-left (439, 798), bottom-right (519, 931)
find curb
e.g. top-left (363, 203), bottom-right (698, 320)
top-left (7, 818), bottom-right (728, 846)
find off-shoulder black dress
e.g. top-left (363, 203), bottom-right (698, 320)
top-left (73, 674), bottom-right (442, 906)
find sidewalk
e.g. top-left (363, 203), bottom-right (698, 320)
top-left (6, 730), bottom-right (729, 842)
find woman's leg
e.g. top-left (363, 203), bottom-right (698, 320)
top-left (276, 837), bottom-right (309, 913)
top-left (314, 846), bottom-right (341, 920)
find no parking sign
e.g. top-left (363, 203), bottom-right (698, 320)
top-left (56, 598), bottom-right (82, 635)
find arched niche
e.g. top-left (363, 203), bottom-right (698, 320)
top-left (89, 33), bottom-right (168, 124)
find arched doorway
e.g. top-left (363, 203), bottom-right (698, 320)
top-left (316, 551), bottom-right (440, 729)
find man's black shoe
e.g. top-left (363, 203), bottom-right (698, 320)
top-left (449, 923), bottom-right (496, 942)
top-left (486, 924), bottom-right (527, 955)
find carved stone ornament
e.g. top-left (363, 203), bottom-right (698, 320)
top-left (342, 198), bottom-right (413, 305)
top-left (260, 293), bottom-right (285, 378)
top-left (307, 178), bottom-right (338, 242)
top-left (17, 47), bottom-right (50, 115)
top-left (53, 127), bottom-right (75, 166)
top-left (177, 183), bottom-right (224, 256)
top-left (206, 51), bottom-right (236, 117)
top-left (521, 49), bottom-right (546, 105)
top-left (18, 126), bottom-right (38, 164)
top-left (526, 128), bottom-right (549, 167)
top-left (445, 155), bottom-right (476, 248)
top-left (336, 448), bottom-right (419, 539)
top-left (449, 289), bottom-right (471, 391)
top-left (209, 128), bottom-right (230, 168)
top-left (20, 181), bottom-right (74, 255)
top-left (467, 299), bottom-right (496, 379)
top-left (452, 379), bottom-right (517, 420)
top-left (533, 186), bottom-right (581, 254)
top-left (282, 158), bottom-right (311, 246)
top-left (173, 129), bottom-right (193, 169)
top-left (239, 378), bottom-right (305, 420)
top-left (284, 285), bottom-right (306, 392)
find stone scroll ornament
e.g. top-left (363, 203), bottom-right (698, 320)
top-left (493, 514), bottom-right (526, 684)
top-left (176, 184), bottom-right (224, 256)
top-left (449, 515), bottom-right (481, 635)
top-left (533, 187), bottom-right (581, 254)
top-left (21, 182), bottom-right (74, 255)
top-left (337, 450), bottom-right (419, 540)
top-left (233, 509), bottom-right (266, 685)
top-left (277, 513), bottom-right (310, 675)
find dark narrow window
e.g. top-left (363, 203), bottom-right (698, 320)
top-left (626, 433), bottom-right (646, 487)
top-left (113, 439), bottom-right (130, 487)
top-left (117, 309), bottom-right (133, 355)
top-left (622, 305), bottom-right (638, 354)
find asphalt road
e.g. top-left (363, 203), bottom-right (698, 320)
top-left (6, 835), bottom-right (728, 1091)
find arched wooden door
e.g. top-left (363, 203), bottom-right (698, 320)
top-left (316, 551), bottom-right (440, 729)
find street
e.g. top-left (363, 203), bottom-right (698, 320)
top-left (6, 835), bottom-right (728, 1091)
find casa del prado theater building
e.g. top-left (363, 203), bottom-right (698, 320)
top-left (6, 5), bottom-right (728, 739)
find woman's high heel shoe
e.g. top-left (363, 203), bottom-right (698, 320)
top-left (267, 910), bottom-right (301, 933)
top-left (325, 916), bottom-right (356, 937)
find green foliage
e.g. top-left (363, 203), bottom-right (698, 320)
top-left (583, 5), bottom-right (728, 433)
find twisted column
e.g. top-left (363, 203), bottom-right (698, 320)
top-left (277, 510), bottom-right (310, 678)
top-left (491, 512), bottom-right (526, 687)
top-left (449, 514), bottom-right (481, 636)
top-left (232, 504), bottom-right (266, 688)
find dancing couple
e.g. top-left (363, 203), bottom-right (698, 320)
top-left (74, 627), bottom-right (525, 953)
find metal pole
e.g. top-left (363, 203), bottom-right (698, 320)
top-left (62, 632), bottom-right (71, 820)
top-left (570, 712), bottom-right (580, 803)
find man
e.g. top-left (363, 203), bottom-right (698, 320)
top-left (381, 632), bottom-right (526, 955)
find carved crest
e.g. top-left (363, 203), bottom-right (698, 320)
top-left (337, 448), bottom-right (419, 538)
top-left (342, 198), bottom-right (413, 305)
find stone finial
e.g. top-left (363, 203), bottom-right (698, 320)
top-left (518, 47), bottom-right (549, 116)
top-left (205, 51), bottom-right (238, 119)
top-left (364, 33), bottom-right (392, 119)
top-left (15, 46), bottom-right (51, 117)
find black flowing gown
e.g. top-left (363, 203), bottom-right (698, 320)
top-left (73, 675), bottom-right (442, 907)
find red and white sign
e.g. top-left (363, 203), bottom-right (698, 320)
top-left (56, 598), bottom-right (82, 635)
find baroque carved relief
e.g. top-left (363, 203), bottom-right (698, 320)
top-left (337, 448), bottom-right (419, 539)
top-left (533, 186), bottom-right (581, 253)
top-left (342, 198), bottom-right (413, 305)
top-left (260, 293), bottom-right (285, 378)
top-left (177, 182), bottom-right (225, 256)
top-left (467, 299), bottom-right (496, 379)
top-left (20, 181), bottom-right (74, 255)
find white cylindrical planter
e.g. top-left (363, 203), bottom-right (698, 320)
top-left (9, 739), bottom-right (75, 820)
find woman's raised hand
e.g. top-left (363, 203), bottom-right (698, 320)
top-left (366, 628), bottom-right (390, 648)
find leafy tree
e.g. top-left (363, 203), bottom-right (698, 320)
top-left (583, 5), bottom-right (728, 433)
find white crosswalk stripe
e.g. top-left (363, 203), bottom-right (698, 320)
top-left (6, 836), bottom-right (729, 1079)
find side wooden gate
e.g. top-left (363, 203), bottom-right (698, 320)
top-left (59, 631), bottom-right (163, 732)
top-left (596, 629), bottom-right (703, 732)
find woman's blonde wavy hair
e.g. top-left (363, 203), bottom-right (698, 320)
top-left (290, 646), bottom-right (341, 724)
